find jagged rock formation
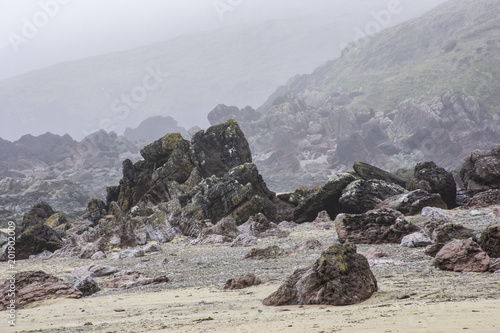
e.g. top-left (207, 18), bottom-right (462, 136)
top-left (461, 147), bottom-right (500, 195)
top-left (262, 244), bottom-right (378, 306)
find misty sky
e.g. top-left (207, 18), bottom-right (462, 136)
top-left (0, 0), bottom-right (447, 140)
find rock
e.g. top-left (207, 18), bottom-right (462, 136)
top-left (245, 246), bottom-right (288, 260)
top-left (262, 244), bottom-right (377, 306)
top-left (224, 273), bottom-right (262, 290)
top-left (0, 271), bottom-right (82, 310)
top-left (119, 248), bottom-right (145, 259)
top-left (91, 251), bottom-right (106, 260)
top-left (435, 239), bottom-right (493, 272)
top-left (339, 179), bottom-right (406, 214)
top-left (421, 207), bottom-right (453, 220)
top-left (0, 224), bottom-right (63, 261)
top-left (192, 119), bottom-right (253, 178)
top-left (143, 242), bottom-right (162, 253)
top-left (335, 208), bottom-right (419, 244)
top-left (294, 239), bottom-right (323, 251)
top-left (101, 270), bottom-right (169, 289)
top-left (82, 198), bottom-right (107, 225)
top-left (74, 275), bottom-right (100, 296)
top-left (423, 219), bottom-right (475, 244)
top-left (236, 214), bottom-right (288, 238)
top-left (424, 243), bottom-right (446, 257)
top-left (292, 173), bottom-right (356, 223)
top-left (467, 189), bottom-right (500, 208)
top-left (360, 247), bottom-right (388, 260)
top-left (460, 146), bottom-right (500, 195)
top-left (478, 224), bottom-right (500, 258)
top-left (375, 190), bottom-right (447, 215)
top-left (23, 202), bottom-right (55, 229)
top-left (312, 210), bottom-right (334, 229)
top-left (353, 162), bottom-right (406, 188)
top-left (71, 264), bottom-right (120, 278)
top-left (43, 213), bottom-right (69, 229)
top-left (28, 250), bottom-right (54, 260)
top-left (230, 234), bottom-right (257, 247)
top-left (401, 232), bottom-right (433, 248)
top-left (78, 243), bottom-right (102, 259)
top-left (197, 234), bottom-right (231, 245)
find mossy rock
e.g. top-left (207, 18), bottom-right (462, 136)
top-left (43, 213), bottom-right (68, 228)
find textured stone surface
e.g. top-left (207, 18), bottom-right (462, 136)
top-left (435, 239), bottom-right (493, 272)
top-left (262, 244), bottom-right (377, 306)
top-left (101, 270), bottom-right (169, 289)
top-left (478, 224), bottom-right (500, 258)
top-left (376, 190), bottom-right (447, 215)
top-left (224, 273), bottom-right (262, 290)
top-left (335, 208), bottom-right (419, 244)
top-left (461, 146), bottom-right (500, 195)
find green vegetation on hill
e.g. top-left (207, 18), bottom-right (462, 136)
top-left (321, 0), bottom-right (500, 114)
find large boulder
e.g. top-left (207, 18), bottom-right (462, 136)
top-left (82, 198), bottom-right (107, 225)
top-left (335, 208), bottom-right (419, 244)
top-left (22, 202), bottom-right (55, 229)
top-left (466, 189), bottom-right (500, 208)
top-left (353, 162), bottom-right (406, 188)
top-left (262, 244), bottom-right (378, 306)
top-left (339, 179), bottom-right (406, 214)
top-left (292, 173), bottom-right (356, 223)
top-left (460, 147), bottom-right (500, 195)
top-left (0, 224), bottom-right (63, 261)
top-left (422, 219), bottom-right (475, 244)
top-left (435, 239), bottom-right (493, 272)
top-left (478, 224), bottom-right (500, 258)
top-left (375, 189), bottom-right (447, 215)
top-left (407, 161), bottom-right (457, 208)
top-left (0, 271), bottom-right (82, 310)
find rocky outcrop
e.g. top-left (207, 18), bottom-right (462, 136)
top-left (0, 224), bottom-right (63, 261)
top-left (0, 271), bottom-right (82, 311)
top-left (352, 162), bottom-right (406, 188)
top-left (224, 273), bottom-right (262, 290)
top-left (22, 202), bottom-right (55, 229)
top-left (466, 189), bottom-right (500, 208)
top-left (478, 224), bottom-right (500, 258)
top-left (82, 198), bottom-right (107, 225)
top-left (422, 219), bottom-right (475, 244)
top-left (262, 244), bottom-right (378, 306)
top-left (339, 180), bottom-right (406, 214)
top-left (435, 239), bottom-right (494, 272)
top-left (291, 173), bottom-right (356, 223)
top-left (375, 190), bottom-right (447, 215)
top-left (461, 147), bottom-right (500, 195)
top-left (335, 208), bottom-right (419, 244)
top-left (407, 161), bottom-right (457, 208)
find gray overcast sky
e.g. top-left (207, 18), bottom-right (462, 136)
top-left (0, 0), bottom-right (446, 80)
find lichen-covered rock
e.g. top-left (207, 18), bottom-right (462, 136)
top-left (23, 202), bottom-right (55, 229)
top-left (353, 161), bottom-right (406, 188)
top-left (339, 179), bottom-right (406, 214)
top-left (375, 189), bottom-right (447, 215)
top-left (43, 213), bottom-right (69, 229)
top-left (435, 239), bottom-right (493, 272)
top-left (335, 208), bottom-right (419, 244)
top-left (0, 271), bottom-right (82, 310)
top-left (292, 173), bottom-right (356, 223)
top-left (478, 224), bottom-right (500, 258)
top-left (262, 244), bottom-right (377, 306)
top-left (422, 219), bottom-right (475, 244)
top-left (460, 146), bottom-right (500, 195)
top-left (224, 273), bottom-right (262, 290)
top-left (82, 198), bottom-right (107, 225)
top-left (407, 161), bottom-right (457, 208)
top-left (74, 275), bottom-right (100, 296)
top-left (0, 224), bottom-right (63, 261)
top-left (191, 119), bottom-right (252, 178)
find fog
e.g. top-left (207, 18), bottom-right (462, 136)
top-left (0, 0), bottom-right (447, 140)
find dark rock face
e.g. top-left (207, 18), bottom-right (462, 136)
top-left (74, 275), bottom-right (100, 296)
top-left (0, 224), bottom-right (63, 261)
top-left (353, 162), bottom-right (406, 188)
top-left (224, 273), bottom-right (262, 290)
top-left (478, 224), bottom-right (500, 258)
top-left (82, 198), bottom-right (107, 225)
top-left (191, 119), bottom-right (253, 178)
top-left (335, 208), bottom-right (419, 244)
top-left (407, 161), bottom-right (457, 208)
top-left (339, 179), bottom-right (406, 214)
top-left (466, 189), bottom-right (500, 208)
top-left (0, 271), bottom-right (82, 311)
top-left (262, 244), bottom-right (377, 306)
top-left (22, 202), bottom-right (55, 229)
top-left (292, 173), bottom-right (356, 223)
top-left (375, 190), bottom-right (447, 215)
top-left (461, 147), bottom-right (500, 195)
top-left (435, 239), bottom-right (493, 272)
